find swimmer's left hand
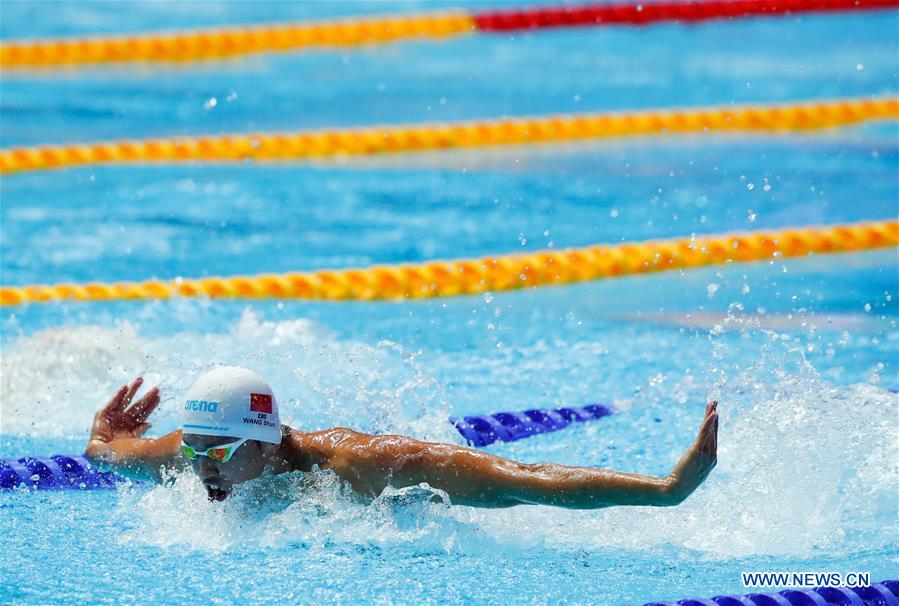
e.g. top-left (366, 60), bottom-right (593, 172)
top-left (662, 401), bottom-right (718, 505)
top-left (89, 377), bottom-right (160, 445)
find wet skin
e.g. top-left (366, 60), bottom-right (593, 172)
top-left (87, 377), bottom-right (718, 508)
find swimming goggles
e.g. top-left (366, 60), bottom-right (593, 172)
top-left (181, 438), bottom-right (248, 463)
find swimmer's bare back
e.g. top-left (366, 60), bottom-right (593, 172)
top-left (86, 377), bottom-right (718, 509)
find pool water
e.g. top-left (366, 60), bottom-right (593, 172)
top-left (1, 1), bottom-right (897, 604)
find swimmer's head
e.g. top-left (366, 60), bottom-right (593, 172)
top-left (180, 366), bottom-right (283, 501)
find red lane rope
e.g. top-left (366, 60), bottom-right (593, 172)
top-left (473, 0), bottom-right (899, 31)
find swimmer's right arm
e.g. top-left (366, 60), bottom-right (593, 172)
top-left (84, 377), bottom-right (184, 481)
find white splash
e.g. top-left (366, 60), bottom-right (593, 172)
top-left (0, 309), bottom-right (455, 443)
top-left (0, 322), bottom-right (153, 437)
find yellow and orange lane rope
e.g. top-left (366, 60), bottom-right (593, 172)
top-left (0, 11), bottom-right (474, 69)
top-left (1, 0), bottom-right (896, 69)
top-left (2, 220), bottom-right (895, 306)
top-left (1, 96), bottom-right (896, 175)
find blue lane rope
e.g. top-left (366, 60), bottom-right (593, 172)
top-left (641, 579), bottom-right (898, 606)
top-left (451, 403), bottom-right (614, 447)
top-left (0, 403), bottom-right (615, 491)
top-left (0, 455), bottom-right (126, 491)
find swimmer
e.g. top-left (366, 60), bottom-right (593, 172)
top-left (85, 367), bottom-right (718, 507)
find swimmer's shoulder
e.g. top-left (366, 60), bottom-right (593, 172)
top-left (287, 425), bottom-right (374, 452)
top-left (308, 427), bottom-right (428, 460)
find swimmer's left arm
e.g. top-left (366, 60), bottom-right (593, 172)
top-left (84, 377), bottom-right (184, 481)
top-left (352, 402), bottom-right (718, 509)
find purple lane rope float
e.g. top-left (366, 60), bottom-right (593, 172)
top-left (642, 578), bottom-right (899, 606)
top-left (0, 454), bottom-right (128, 491)
top-left (451, 403), bottom-right (614, 447)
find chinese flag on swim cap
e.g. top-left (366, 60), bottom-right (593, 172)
top-left (250, 393), bottom-right (273, 414)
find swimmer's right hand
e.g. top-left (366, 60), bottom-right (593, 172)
top-left (88, 377), bottom-right (159, 445)
top-left (85, 378), bottom-right (182, 475)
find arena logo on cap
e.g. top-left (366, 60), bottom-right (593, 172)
top-left (185, 399), bottom-right (218, 412)
top-left (249, 393), bottom-right (272, 414)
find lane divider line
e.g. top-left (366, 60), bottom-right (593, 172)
top-left (1, 220), bottom-right (895, 306)
top-left (1, 96), bottom-right (896, 175)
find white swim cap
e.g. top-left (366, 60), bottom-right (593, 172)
top-left (181, 366), bottom-right (282, 444)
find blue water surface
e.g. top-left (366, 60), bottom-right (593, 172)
top-left (1, 2), bottom-right (897, 605)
